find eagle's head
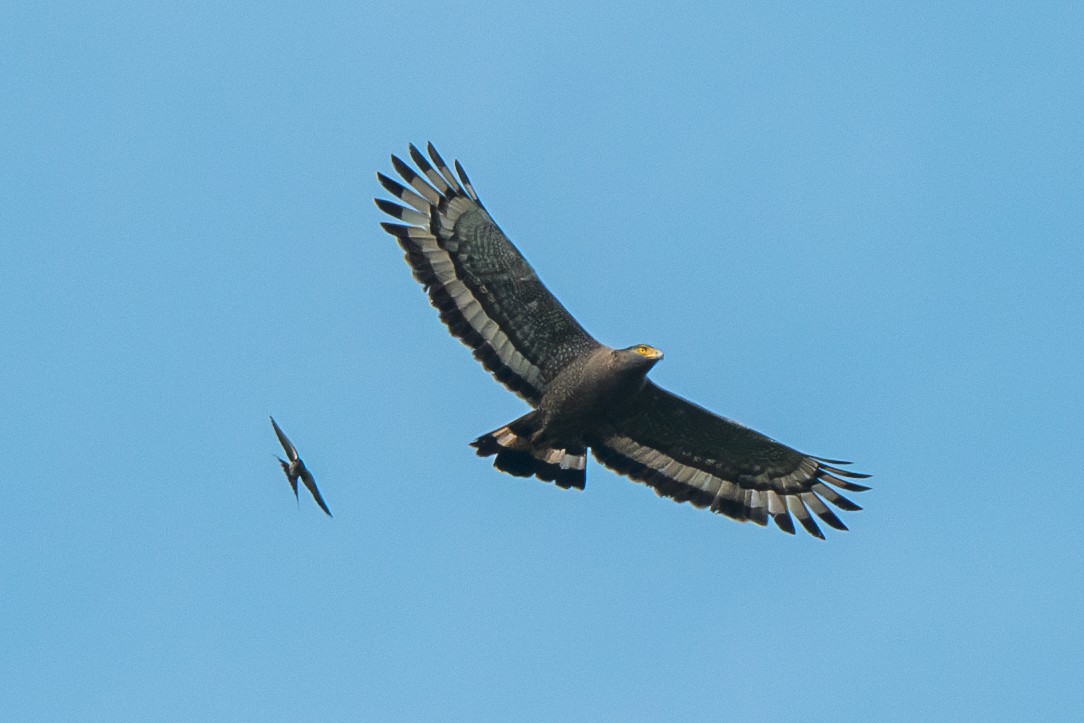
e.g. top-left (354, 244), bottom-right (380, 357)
top-left (615, 344), bottom-right (664, 372)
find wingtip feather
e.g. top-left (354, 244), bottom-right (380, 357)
top-left (374, 198), bottom-right (406, 218)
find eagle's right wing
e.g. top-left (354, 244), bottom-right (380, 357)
top-left (591, 382), bottom-right (870, 538)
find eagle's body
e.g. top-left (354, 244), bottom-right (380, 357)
top-left (473, 344), bottom-right (662, 489)
top-left (536, 345), bottom-right (660, 446)
top-left (376, 144), bottom-right (869, 538)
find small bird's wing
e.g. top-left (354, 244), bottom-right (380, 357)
top-left (270, 416), bottom-right (298, 462)
top-left (591, 382), bottom-right (870, 539)
top-left (376, 143), bottom-right (600, 404)
top-left (277, 457), bottom-right (299, 499)
top-left (298, 466), bottom-right (332, 517)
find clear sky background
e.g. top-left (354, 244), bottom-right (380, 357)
top-left (2, 2), bottom-right (1082, 721)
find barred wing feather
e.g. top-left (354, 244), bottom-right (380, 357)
top-left (592, 382), bottom-right (870, 538)
top-left (376, 143), bottom-right (598, 403)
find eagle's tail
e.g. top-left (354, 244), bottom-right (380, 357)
top-left (470, 412), bottom-right (587, 490)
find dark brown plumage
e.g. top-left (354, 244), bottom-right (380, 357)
top-left (376, 143), bottom-right (869, 538)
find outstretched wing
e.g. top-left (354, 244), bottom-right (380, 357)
top-left (298, 467), bottom-right (333, 518)
top-left (277, 457), bottom-right (299, 499)
top-left (376, 143), bottom-right (599, 404)
top-left (270, 416), bottom-right (298, 462)
top-left (591, 382), bottom-right (870, 539)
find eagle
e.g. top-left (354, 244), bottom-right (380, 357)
top-left (375, 143), bottom-right (869, 538)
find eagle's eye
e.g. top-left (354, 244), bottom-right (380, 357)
top-left (636, 345), bottom-right (651, 356)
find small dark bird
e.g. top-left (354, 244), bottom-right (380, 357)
top-left (270, 416), bottom-right (332, 517)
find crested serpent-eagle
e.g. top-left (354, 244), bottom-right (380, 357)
top-left (375, 143), bottom-right (869, 538)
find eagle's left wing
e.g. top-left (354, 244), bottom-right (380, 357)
top-left (591, 382), bottom-right (870, 538)
top-left (376, 144), bottom-right (599, 405)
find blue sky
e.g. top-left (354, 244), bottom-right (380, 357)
top-left (2, 2), bottom-right (1082, 720)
